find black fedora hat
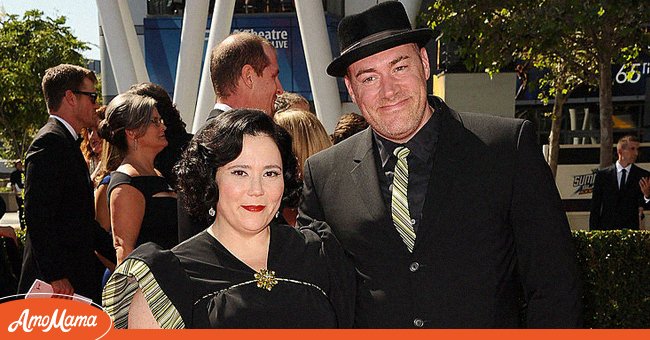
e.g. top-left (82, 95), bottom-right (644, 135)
top-left (326, 1), bottom-right (436, 77)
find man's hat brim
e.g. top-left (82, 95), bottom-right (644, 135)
top-left (327, 28), bottom-right (436, 77)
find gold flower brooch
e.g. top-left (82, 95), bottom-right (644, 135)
top-left (254, 269), bottom-right (278, 291)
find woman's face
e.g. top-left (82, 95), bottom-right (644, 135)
top-left (133, 107), bottom-right (167, 153)
top-left (214, 134), bottom-right (284, 236)
top-left (88, 127), bottom-right (102, 156)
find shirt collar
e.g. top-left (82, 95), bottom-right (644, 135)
top-left (214, 102), bottom-right (232, 112)
top-left (373, 106), bottom-right (440, 168)
top-left (616, 160), bottom-right (632, 173)
top-left (50, 115), bottom-right (78, 140)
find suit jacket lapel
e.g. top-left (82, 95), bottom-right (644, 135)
top-left (350, 128), bottom-right (390, 223)
top-left (628, 164), bottom-right (641, 188)
top-left (415, 106), bottom-right (468, 250)
top-left (624, 164), bottom-right (642, 194)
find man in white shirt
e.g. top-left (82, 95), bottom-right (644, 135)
top-left (590, 135), bottom-right (650, 230)
top-left (201, 32), bottom-right (284, 127)
top-left (18, 64), bottom-right (115, 304)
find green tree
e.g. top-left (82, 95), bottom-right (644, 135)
top-left (518, 0), bottom-right (594, 177)
top-left (567, 0), bottom-right (649, 168)
top-left (422, 0), bottom-right (581, 176)
top-left (422, 0), bottom-right (649, 174)
top-left (0, 10), bottom-right (89, 159)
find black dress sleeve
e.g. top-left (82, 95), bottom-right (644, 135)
top-left (102, 242), bottom-right (193, 328)
top-left (303, 221), bottom-right (356, 328)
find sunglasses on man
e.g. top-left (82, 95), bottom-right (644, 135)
top-left (72, 90), bottom-right (98, 104)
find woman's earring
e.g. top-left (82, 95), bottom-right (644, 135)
top-left (134, 138), bottom-right (139, 151)
top-left (275, 210), bottom-right (280, 219)
top-left (209, 207), bottom-right (216, 217)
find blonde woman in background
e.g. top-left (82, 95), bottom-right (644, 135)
top-left (274, 109), bottom-right (332, 226)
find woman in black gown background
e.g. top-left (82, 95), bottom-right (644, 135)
top-left (102, 109), bottom-right (355, 328)
top-left (97, 93), bottom-right (178, 265)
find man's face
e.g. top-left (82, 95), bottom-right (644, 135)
top-left (74, 77), bottom-right (100, 130)
top-left (619, 141), bottom-right (640, 165)
top-left (344, 43), bottom-right (432, 144)
top-left (252, 45), bottom-right (283, 116)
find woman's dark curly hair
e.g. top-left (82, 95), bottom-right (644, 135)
top-left (174, 109), bottom-right (300, 220)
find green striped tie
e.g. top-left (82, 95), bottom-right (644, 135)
top-left (392, 146), bottom-right (416, 252)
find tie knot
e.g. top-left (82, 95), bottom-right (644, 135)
top-left (394, 146), bottom-right (410, 160)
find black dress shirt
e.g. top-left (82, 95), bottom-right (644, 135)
top-left (373, 108), bottom-right (440, 233)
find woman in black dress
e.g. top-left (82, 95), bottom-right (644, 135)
top-left (102, 109), bottom-right (355, 328)
top-left (97, 93), bottom-right (178, 265)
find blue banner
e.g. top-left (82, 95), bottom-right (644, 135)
top-left (143, 13), bottom-right (347, 102)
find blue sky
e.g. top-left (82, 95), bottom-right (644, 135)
top-left (1, 0), bottom-right (100, 60)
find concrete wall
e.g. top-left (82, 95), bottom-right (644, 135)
top-left (433, 72), bottom-right (516, 117)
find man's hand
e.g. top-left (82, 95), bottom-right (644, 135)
top-left (50, 278), bottom-right (74, 298)
top-left (640, 177), bottom-right (650, 198)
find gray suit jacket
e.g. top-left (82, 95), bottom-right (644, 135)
top-left (299, 97), bottom-right (582, 328)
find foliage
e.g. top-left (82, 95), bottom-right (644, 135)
top-left (573, 230), bottom-right (650, 328)
top-left (421, 0), bottom-right (648, 101)
top-left (561, 0), bottom-right (650, 168)
top-left (421, 0), bottom-right (650, 171)
top-left (421, 1), bottom-right (586, 177)
top-left (0, 10), bottom-right (89, 159)
top-left (13, 227), bottom-right (26, 248)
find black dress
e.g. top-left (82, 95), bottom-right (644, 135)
top-left (107, 171), bottom-right (178, 250)
top-left (102, 222), bottom-right (355, 328)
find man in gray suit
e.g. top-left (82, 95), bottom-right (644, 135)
top-left (298, 1), bottom-right (582, 328)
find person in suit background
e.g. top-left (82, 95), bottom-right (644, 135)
top-left (590, 135), bottom-right (650, 230)
top-left (204, 32), bottom-right (283, 125)
top-left (298, 1), bottom-right (581, 328)
top-left (178, 32), bottom-right (284, 242)
top-left (18, 64), bottom-right (116, 304)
